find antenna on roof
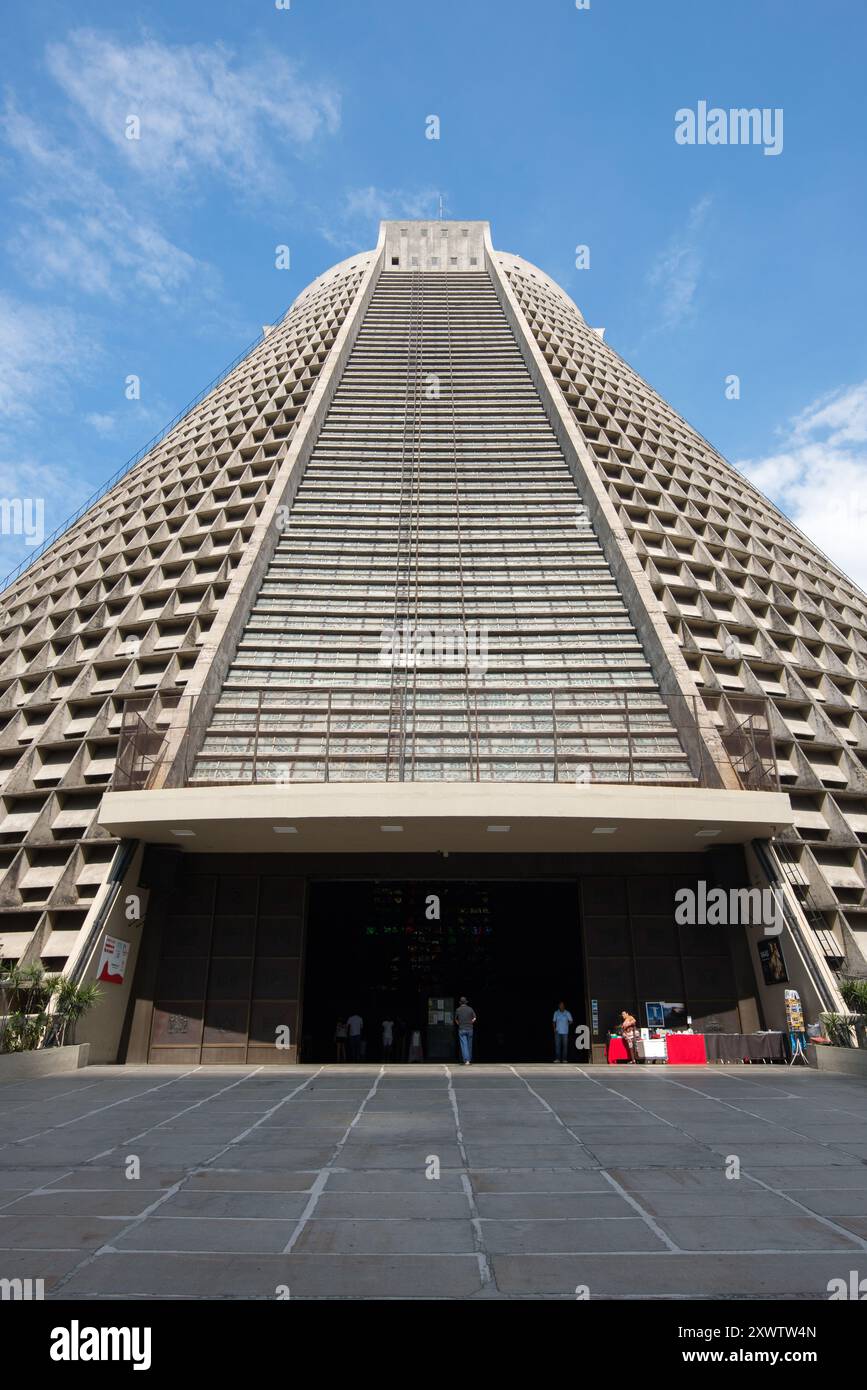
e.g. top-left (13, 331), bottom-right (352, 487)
top-left (438, 194), bottom-right (444, 220)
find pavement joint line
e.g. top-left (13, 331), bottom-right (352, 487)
top-left (507, 1064), bottom-right (682, 1253)
top-left (3, 1067), bottom-right (205, 1148)
top-left (444, 1065), bottom-right (493, 1287)
top-left (565, 1068), bottom-right (867, 1252)
top-left (0, 1168), bottom-right (76, 1212)
top-left (0, 1077), bottom-right (108, 1106)
top-left (736, 1169), bottom-right (867, 1252)
top-left (119, 1068), bottom-right (267, 1147)
top-left (281, 1067), bottom-right (385, 1255)
top-left (30, 1068), bottom-right (276, 1171)
top-left (654, 1072), bottom-right (862, 1159)
top-left (46, 1068), bottom-right (324, 1298)
top-left (710, 1066), bottom-right (867, 1122)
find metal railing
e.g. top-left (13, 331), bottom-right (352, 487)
top-left (110, 688), bottom-right (779, 793)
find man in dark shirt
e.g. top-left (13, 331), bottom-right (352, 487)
top-left (455, 996), bottom-right (477, 1065)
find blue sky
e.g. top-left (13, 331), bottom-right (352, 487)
top-left (1, 0), bottom-right (866, 583)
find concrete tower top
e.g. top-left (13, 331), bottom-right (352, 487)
top-left (380, 219), bottom-right (490, 271)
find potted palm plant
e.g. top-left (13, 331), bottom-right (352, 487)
top-left (43, 978), bottom-right (102, 1048)
top-left (839, 977), bottom-right (867, 1049)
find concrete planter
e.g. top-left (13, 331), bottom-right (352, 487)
top-left (0, 1043), bottom-right (90, 1083)
top-left (807, 1043), bottom-right (867, 1077)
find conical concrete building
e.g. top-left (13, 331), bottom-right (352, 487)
top-left (1, 221), bottom-right (863, 1064)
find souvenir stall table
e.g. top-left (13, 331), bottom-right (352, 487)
top-left (703, 1032), bottom-right (786, 1063)
top-left (605, 1031), bottom-right (700, 1064)
top-left (665, 1033), bottom-right (707, 1064)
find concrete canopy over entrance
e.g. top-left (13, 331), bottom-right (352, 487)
top-left (98, 782), bottom-right (791, 854)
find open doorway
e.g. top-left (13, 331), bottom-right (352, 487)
top-left (302, 879), bottom-right (584, 1062)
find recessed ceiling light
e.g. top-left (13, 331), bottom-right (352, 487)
top-left (380, 825), bottom-right (403, 832)
top-left (592, 826), bottom-right (618, 835)
top-left (486, 824), bottom-right (510, 832)
top-left (170, 829), bottom-right (196, 838)
top-left (695, 827), bottom-right (721, 838)
top-left (273, 826), bottom-right (298, 834)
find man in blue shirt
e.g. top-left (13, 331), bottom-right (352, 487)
top-left (552, 1001), bottom-right (573, 1062)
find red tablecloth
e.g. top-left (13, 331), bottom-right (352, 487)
top-left (666, 1034), bottom-right (707, 1065)
top-left (606, 1037), bottom-right (629, 1063)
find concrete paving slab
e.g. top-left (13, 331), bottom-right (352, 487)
top-left (292, 1218), bottom-right (476, 1255)
top-left (463, 1144), bottom-right (596, 1167)
top-left (337, 1142), bottom-right (464, 1169)
top-left (474, 1193), bottom-right (636, 1219)
top-left (113, 1216), bottom-right (299, 1253)
top-left (315, 1192), bottom-right (470, 1218)
top-left (158, 1190), bottom-right (311, 1219)
top-left (481, 1217), bottom-right (665, 1254)
top-left (471, 1169), bottom-right (613, 1194)
top-left (3, 1190), bottom-right (157, 1218)
top-left (1, 1064), bottom-right (865, 1299)
top-left (53, 1250), bottom-right (485, 1299)
top-left (491, 1251), bottom-right (863, 1297)
top-left (651, 1214), bottom-right (861, 1252)
top-left (0, 1214), bottom-right (130, 1249)
top-left (326, 1169), bottom-right (465, 1192)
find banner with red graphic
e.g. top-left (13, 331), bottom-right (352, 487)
top-left (96, 935), bottom-right (130, 985)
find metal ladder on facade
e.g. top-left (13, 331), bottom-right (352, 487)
top-left (385, 271), bottom-right (423, 780)
top-left (443, 270), bottom-right (478, 780)
top-left (772, 835), bottom-right (841, 959)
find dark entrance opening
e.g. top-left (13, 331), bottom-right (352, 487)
top-left (302, 879), bottom-right (584, 1063)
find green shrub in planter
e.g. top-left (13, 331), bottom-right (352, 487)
top-left (840, 977), bottom-right (867, 1015)
top-left (1, 964), bottom-right (101, 1052)
top-left (820, 1011), bottom-right (860, 1047)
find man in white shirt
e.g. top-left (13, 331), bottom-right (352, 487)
top-left (382, 1018), bottom-right (394, 1062)
top-left (346, 1012), bottom-right (363, 1062)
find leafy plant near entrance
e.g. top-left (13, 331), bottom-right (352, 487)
top-left (0, 963), bottom-right (101, 1053)
top-left (838, 977), bottom-right (867, 1048)
top-left (819, 1010), bottom-right (861, 1048)
top-left (839, 977), bottom-right (867, 1014)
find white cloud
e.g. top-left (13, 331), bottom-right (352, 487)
top-left (0, 295), bottom-right (95, 419)
top-left (45, 30), bottom-right (340, 191)
top-left (322, 186), bottom-right (441, 249)
top-left (85, 412), bottom-right (116, 435)
top-left (344, 187), bottom-right (440, 223)
top-left (647, 195), bottom-right (713, 330)
top-left (736, 381), bottom-right (867, 592)
top-left (3, 103), bottom-right (207, 301)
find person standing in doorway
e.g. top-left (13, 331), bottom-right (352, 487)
top-left (552, 1001), bottom-right (573, 1062)
top-left (455, 996), bottom-right (476, 1066)
top-left (334, 1019), bottom-right (347, 1062)
top-left (382, 1017), bottom-right (394, 1062)
top-left (620, 1009), bottom-right (639, 1064)
top-left (346, 1011), bottom-right (363, 1062)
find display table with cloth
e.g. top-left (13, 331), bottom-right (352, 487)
top-left (606, 1037), bottom-right (630, 1063)
top-left (606, 1035), bottom-right (689, 1063)
top-left (704, 1032), bottom-right (786, 1063)
top-left (665, 1033), bottom-right (707, 1065)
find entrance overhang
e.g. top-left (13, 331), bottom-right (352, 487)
top-left (98, 783), bottom-right (792, 854)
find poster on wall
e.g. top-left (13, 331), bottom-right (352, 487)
top-left (758, 938), bottom-right (788, 984)
top-left (96, 935), bottom-right (130, 985)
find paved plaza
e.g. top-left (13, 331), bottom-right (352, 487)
top-left (1, 1063), bottom-right (866, 1300)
